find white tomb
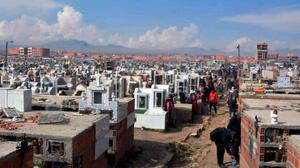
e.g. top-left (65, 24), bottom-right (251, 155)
top-left (134, 87), bottom-right (168, 130)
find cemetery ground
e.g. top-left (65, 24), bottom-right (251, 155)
top-left (117, 100), bottom-right (232, 168)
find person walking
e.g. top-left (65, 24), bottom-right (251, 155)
top-left (228, 87), bottom-right (238, 116)
top-left (209, 89), bottom-right (218, 114)
top-left (190, 91), bottom-right (199, 114)
top-left (210, 127), bottom-right (235, 168)
top-left (165, 96), bottom-right (176, 127)
top-left (216, 78), bottom-right (224, 100)
top-left (227, 114), bottom-right (241, 164)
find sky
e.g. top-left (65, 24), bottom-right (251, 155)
top-left (0, 0), bottom-right (300, 52)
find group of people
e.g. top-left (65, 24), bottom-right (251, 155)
top-left (192, 74), bottom-right (238, 116)
top-left (166, 66), bottom-right (241, 168)
top-left (195, 76), bottom-right (224, 115)
top-left (209, 71), bottom-right (240, 167)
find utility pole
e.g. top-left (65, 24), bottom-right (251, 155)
top-left (237, 44), bottom-right (240, 69)
top-left (4, 41), bottom-right (14, 71)
top-left (236, 44), bottom-right (242, 88)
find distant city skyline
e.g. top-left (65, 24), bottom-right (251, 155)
top-left (0, 0), bottom-right (300, 53)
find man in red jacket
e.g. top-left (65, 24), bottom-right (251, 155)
top-left (209, 89), bottom-right (218, 114)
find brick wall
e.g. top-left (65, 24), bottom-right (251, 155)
top-left (109, 117), bottom-right (134, 164)
top-left (287, 136), bottom-right (300, 168)
top-left (72, 125), bottom-right (108, 168)
top-left (0, 147), bottom-right (33, 168)
top-left (115, 125), bottom-right (134, 162)
top-left (8, 48), bottom-right (20, 56)
top-left (240, 113), bottom-right (260, 168)
top-left (92, 152), bottom-right (107, 168)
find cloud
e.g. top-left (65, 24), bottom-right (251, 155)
top-left (225, 37), bottom-right (254, 52)
top-left (0, 4), bottom-right (202, 50)
top-left (0, 6), bottom-right (99, 44)
top-left (221, 10), bottom-right (300, 33)
top-left (108, 24), bottom-right (203, 49)
top-left (0, 0), bottom-right (62, 16)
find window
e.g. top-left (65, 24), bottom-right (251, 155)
top-left (190, 78), bottom-right (197, 91)
top-left (166, 75), bottom-right (174, 84)
top-left (156, 92), bottom-right (162, 108)
top-left (191, 79), bottom-right (195, 85)
top-left (178, 82), bottom-right (184, 93)
top-left (129, 83), bottom-right (137, 95)
top-left (114, 83), bottom-right (120, 97)
top-left (47, 140), bottom-right (64, 156)
top-left (109, 139), bottom-right (113, 147)
top-left (138, 96), bottom-right (146, 108)
top-left (93, 92), bottom-right (102, 104)
top-left (156, 75), bottom-right (163, 84)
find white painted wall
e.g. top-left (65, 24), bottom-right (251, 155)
top-left (135, 111), bottom-right (167, 130)
top-left (0, 89), bottom-right (32, 112)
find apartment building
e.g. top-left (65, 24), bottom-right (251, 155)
top-left (8, 47), bottom-right (50, 57)
top-left (257, 43), bottom-right (268, 63)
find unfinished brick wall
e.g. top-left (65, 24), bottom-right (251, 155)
top-left (115, 125), bottom-right (134, 162)
top-left (0, 147), bottom-right (33, 168)
top-left (108, 99), bottom-right (135, 164)
top-left (92, 152), bottom-right (107, 168)
top-left (240, 113), bottom-right (260, 168)
top-left (72, 125), bottom-right (107, 168)
top-left (287, 136), bottom-right (300, 168)
top-left (109, 117), bottom-right (134, 164)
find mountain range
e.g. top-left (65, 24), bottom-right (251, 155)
top-left (40, 39), bottom-right (220, 55)
top-left (1, 39), bottom-right (300, 56)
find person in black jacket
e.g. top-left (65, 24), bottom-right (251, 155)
top-left (228, 87), bottom-right (238, 116)
top-left (227, 114), bottom-right (241, 163)
top-left (210, 127), bottom-right (235, 167)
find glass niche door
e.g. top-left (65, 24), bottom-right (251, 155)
top-left (155, 92), bottom-right (163, 108)
top-left (137, 95), bottom-right (148, 109)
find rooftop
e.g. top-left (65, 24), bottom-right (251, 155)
top-left (0, 141), bottom-right (18, 159)
top-left (244, 109), bottom-right (300, 129)
top-left (0, 111), bottom-right (108, 138)
top-left (242, 98), bottom-right (300, 110)
top-left (116, 97), bottom-right (134, 103)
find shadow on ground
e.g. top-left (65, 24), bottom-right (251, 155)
top-left (116, 140), bottom-right (172, 168)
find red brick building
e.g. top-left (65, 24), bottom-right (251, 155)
top-left (240, 95), bottom-right (300, 168)
top-left (0, 112), bottom-right (110, 168)
top-left (287, 135), bottom-right (300, 168)
top-left (8, 48), bottom-right (20, 56)
top-left (286, 53), bottom-right (298, 62)
top-left (256, 42), bottom-right (268, 63)
top-left (267, 53), bottom-right (279, 61)
top-left (0, 141), bottom-right (33, 168)
top-left (28, 48), bottom-right (50, 57)
top-left (108, 98), bottom-right (135, 165)
top-left (8, 47), bottom-right (50, 57)
top-left (214, 53), bottom-right (226, 64)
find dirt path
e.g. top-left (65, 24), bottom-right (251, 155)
top-left (196, 106), bottom-right (232, 168)
top-left (121, 102), bottom-right (233, 168)
top-left (119, 103), bottom-right (208, 168)
top-left (168, 101), bottom-right (232, 168)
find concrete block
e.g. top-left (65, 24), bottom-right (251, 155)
top-left (95, 115), bottom-right (109, 159)
top-left (0, 89), bottom-right (32, 112)
top-left (127, 112), bottom-right (135, 129)
top-left (135, 110), bottom-right (167, 130)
